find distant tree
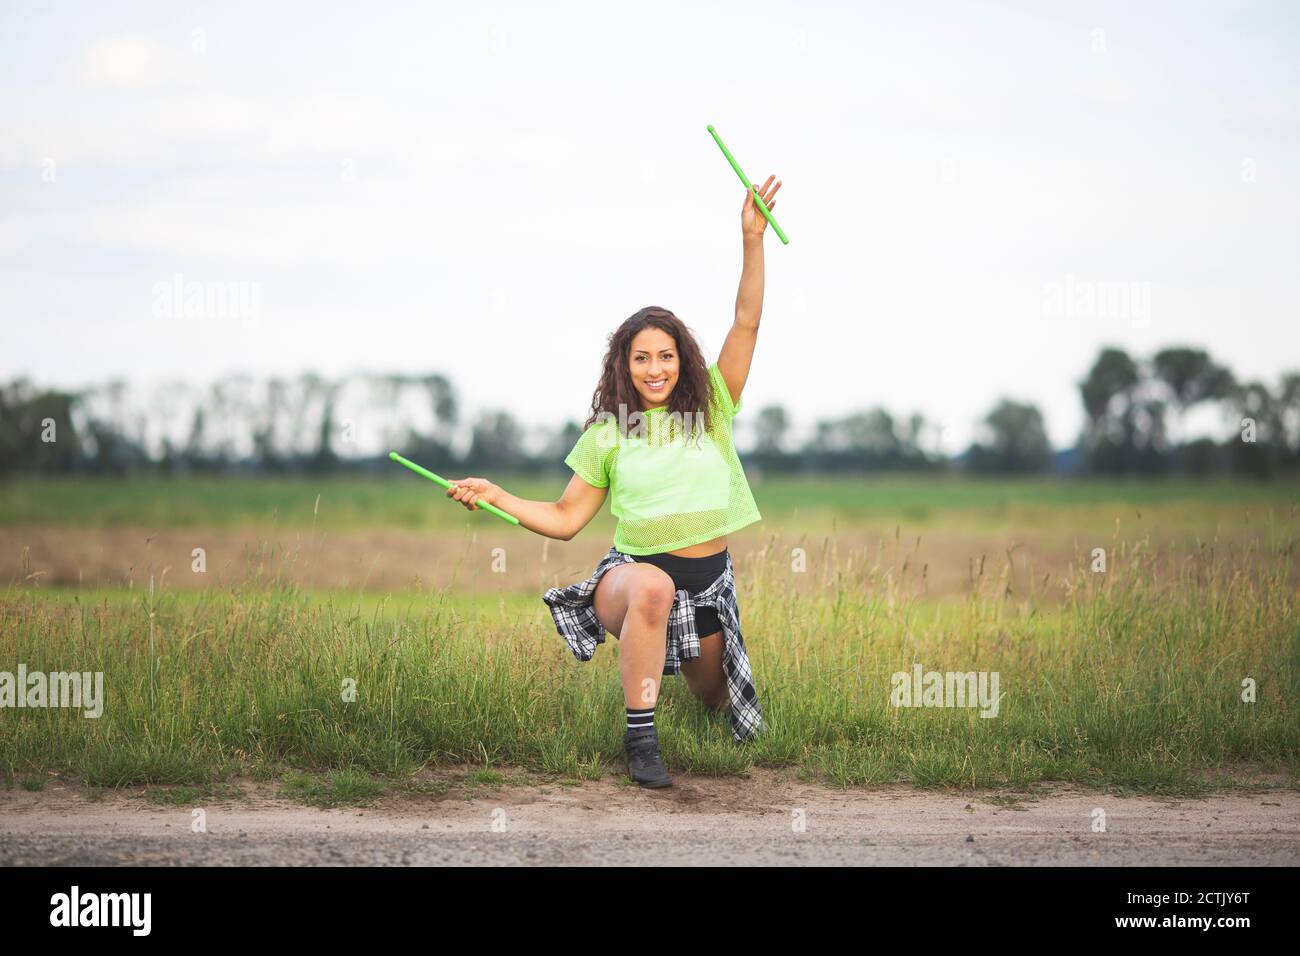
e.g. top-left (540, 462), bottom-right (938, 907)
top-left (1179, 437), bottom-right (1225, 476)
top-left (1229, 381), bottom-right (1285, 478)
top-left (252, 377), bottom-right (286, 472)
top-left (374, 372), bottom-right (463, 475)
top-left (754, 405), bottom-right (790, 454)
top-left (183, 407), bottom-right (208, 469)
top-left (966, 399), bottom-right (1050, 474)
top-left (420, 373), bottom-right (459, 443)
top-left (466, 410), bottom-right (530, 470)
top-left (898, 412), bottom-right (937, 468)
top-left (310, 381), bottom-right (340, 473)
top-left (1078, 347), bottom-right (1167, 474)
top-left (800, 407), bottom-right (938, 472)
top-left (1152, 347), bottom-right (1234, 450)
top-left (843, 409), bottom-right (901, 459)
top-left (1153, 348), bottom-right (1234, 414)
top-left (903, 413), bottom-right (925, 454)
top-left (0, 383), bottom-right (82, 475)
top-left (1081, 348), bottom-right (1139, 425)
top-left (2, 349), bottom-right (1290, 480)
top-left (541, 421), bottom-right (584, 472)
top-left (1279, 372), bottom-right (1300, 467)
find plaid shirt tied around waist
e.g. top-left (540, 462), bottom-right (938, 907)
top-left (542, 545), bottom-right (764, 743)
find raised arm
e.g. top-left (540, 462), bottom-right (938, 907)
top-left (444, 473), bottom-right (607, 541)
top-left (717, 174), bottom-right (781, 408)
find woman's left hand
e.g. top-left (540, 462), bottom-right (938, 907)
top-left (741, 174), bottom-right (781, 240)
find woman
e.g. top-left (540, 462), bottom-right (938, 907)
top-left (444, 174), bottom-right (782, 788)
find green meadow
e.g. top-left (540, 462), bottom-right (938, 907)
top-left (3, 474), bottom-right (1297, 532)
top-left (2, 481), bottom-right (1297, 794)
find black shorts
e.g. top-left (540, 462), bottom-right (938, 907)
top-left (630, 548), bottom-right (728, 637)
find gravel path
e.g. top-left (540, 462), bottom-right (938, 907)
top-left (2, 771), bottom-right (1296, 866)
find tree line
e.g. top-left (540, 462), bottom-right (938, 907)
top-left (1, 346), bottom-right (1296, 479)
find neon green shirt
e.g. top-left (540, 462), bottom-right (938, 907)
top-left (564, 361), bottom-right (762, 555)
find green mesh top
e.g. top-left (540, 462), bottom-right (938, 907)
top-left (564, 362), bottom-right (762, 555)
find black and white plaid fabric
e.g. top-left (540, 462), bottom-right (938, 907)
top-left (542, 545), bottom-right (764, 743)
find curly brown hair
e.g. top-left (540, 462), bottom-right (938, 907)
top-left (582, 306), bottom-right (716, 445)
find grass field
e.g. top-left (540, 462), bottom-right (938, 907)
top-left (1, 476), bottom-right (1298, 798)
top-left (3, 474), bottom-right (1298, 531)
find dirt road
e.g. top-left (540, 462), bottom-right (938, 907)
top-left (2, 770), bottom-right (1295, 866)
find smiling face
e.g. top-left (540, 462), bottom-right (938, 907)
top-left (628, 326), bottom-right (679, 410)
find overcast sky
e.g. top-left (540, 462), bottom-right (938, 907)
top-left (2, 0), bottom-right (1297, 453)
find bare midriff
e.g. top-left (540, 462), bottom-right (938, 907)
top-left (667, 535), bottom-right (728, 558)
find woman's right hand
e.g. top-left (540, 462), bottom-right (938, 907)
top-left (444, 476), bottom-right (500, 512)
top-left (741, 174), bottom-right (781, 240)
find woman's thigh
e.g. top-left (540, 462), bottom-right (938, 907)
top-left (592, 562), bottom-right (675, 639)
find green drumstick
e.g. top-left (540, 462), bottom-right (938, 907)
top-left (388, 451), bottom-right (520, 525)
top-left (707, 123), bottom-right (789, 245)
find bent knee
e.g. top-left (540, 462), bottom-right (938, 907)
top-left (627, 570), bottom-right (676, 620)
top-left (695, 685), bottom-right (730, 712)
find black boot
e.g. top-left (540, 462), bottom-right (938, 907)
top-left (623, 726), bottom-right (672, 788)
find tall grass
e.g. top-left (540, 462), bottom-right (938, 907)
top-left (1, 529), bottom-right (1296, 793)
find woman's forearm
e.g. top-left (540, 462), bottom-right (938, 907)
top-left (486, 487), bottom-right (575, 540)
top-left (735, 235), bottom-right (765, 326)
